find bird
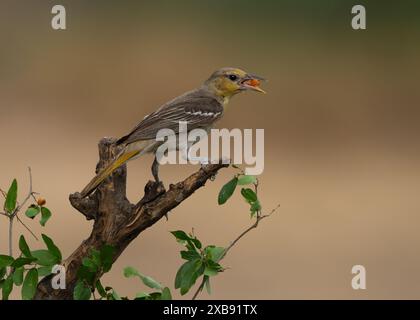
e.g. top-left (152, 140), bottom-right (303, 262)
top-left (80, 67), bottom-right (266, 198)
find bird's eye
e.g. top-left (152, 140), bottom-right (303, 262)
top-left (228, 74), bottom-right (238, 81)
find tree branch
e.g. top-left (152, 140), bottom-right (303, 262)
top-left (34, 137), bottom-right (228, 299)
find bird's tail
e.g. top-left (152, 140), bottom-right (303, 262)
top-left (80, 149), bottom-right (140, 198)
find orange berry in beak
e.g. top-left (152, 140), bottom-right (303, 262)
top-left (245, 79), bottom-right (261, 87)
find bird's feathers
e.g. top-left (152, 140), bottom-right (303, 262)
top-left (117, 89), bottom-right (223, 145)
top-left (80, 149), bottom-right (141, 198)
top-left (81, 90), bottom-right (224, 198)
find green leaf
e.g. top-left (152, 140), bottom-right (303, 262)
top-left (170, 230), bottom-right (191, 241)
top-left (237, 175), bottom-right (257, 185)
top-left (41, 234), bottom-right (62, 262)
top-left (204, 260), bottom-right (222, 277)
top-left (90, 249), bottom-right (101, 268)
top-left (96, 280), bottom-right (107, 298)
top-left (25, 205), bottom-right (40, 219)
top-left (180, 250), bottom-right (201, 261)
top-left (190, 238), bottom-right (202, 250)
top-left (12, 267), bottom-right (24, 286)
top-left (0, 267), bottom-right (6, 280)
top-left (250, 200), bottom-right (262, 217)
top-left (175, 261), bottom-right (191, 289)
top-left (123, 266), bottom-right (163, 290)
top-left (0, 255), bottom-right (14, 268)
top-left (39, 207), bottom-right (52, 226)
top-left (205, 246), bottom-right (226, 262)
top-left (12, 257), bottom-right (36, 269)
top-left (2, 275), bottom-right (13, 300)
top-left (218, 177), bottom-right (238, 205)
top-left (123, 266), bottom-right (140, 278)
top-left (135, 292), bottom-right (150, 300)
top-left (175, 259), bottom-right (203, 295)
top-left (100, 245), bottom-right (115, 272)
top-left (82, 257), bottom-right (98, 272)
top-left (161, 287), bottom-right (172, 300)
top-left (111, 289), bottom-right (121, 300)
top-left (148, 292), bottom-right (162, 300)
top-left (37, 266), bottom-right (52, 277)
top-left (19, 235), bottom-right (32, 257)
top-left (241, 188), bottom-right (258, 203)
top-left (31, 250), bottom-right (59, 266)
top-left (22, 269), bottom-right (38, 300)
top-left (4, 179), bottom-right (18, 214)
top-left (77, 265), bottom-right (95, 284)
top-left (141, 275), bottom-right (163, 290)
top-left (73, 280), bottom-right (91, 300)
top-left (204, 276), bottom-right (211, 294)
top-left (204, 266), bottom-right (219, 277)
top-left (171, 231), bottom-right (202, 251)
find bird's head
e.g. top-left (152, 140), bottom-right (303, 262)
top-left (204, 67), bottom-right (266, 99)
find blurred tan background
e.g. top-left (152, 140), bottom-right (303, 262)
top-left (1, 0), bottom-right (420, 299)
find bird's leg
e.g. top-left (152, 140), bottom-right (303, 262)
top-left (151, 156), bottom-right (167, 220)
top-left (151, 156), bottom-right (160, 183)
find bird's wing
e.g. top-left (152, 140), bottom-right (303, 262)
top-left (117, 95), bottom-right (224, 145)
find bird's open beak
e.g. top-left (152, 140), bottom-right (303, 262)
top-left (241, 74), bottom-right (267, 94)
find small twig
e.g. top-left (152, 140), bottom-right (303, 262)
top-left (8, 217), bottom-right (14, 258)
top-left (0, 188), bottom-right (6, 198)
top-left (16, 214), bottom-right (39, 241)
top-left (191, 279), bottom-right (205, 300)
top-left (192, 204), bottom-right (280, 300)
top-left (254, 178), bottom-right (261, 218)
top-left (30, 193), bottom-right (38, 203)
top-left (0, 211), bottom-right (8, 217)
top-left (223, 214), bottom-right (269, 257)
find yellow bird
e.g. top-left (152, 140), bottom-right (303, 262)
top-left (80, 67), bottom-right (266, 198)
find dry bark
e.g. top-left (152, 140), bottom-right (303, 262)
top-left (34, 137), bottom-right (228, 299)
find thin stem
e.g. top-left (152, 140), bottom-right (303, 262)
top-left (191, 204), bottom-right (280, 300)
top-left (223, 215), bottom-right (267, 257)
top-left (9, 217), bottom-right (14, 257)
top-left (192, 281), bottom-right (205, 300)
top-left (254, 178), bottom-right (261, 218)
top-left (16, 214), bottom-right (39, 241)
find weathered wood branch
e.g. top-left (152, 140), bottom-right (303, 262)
top-left (34, 137), bottom-right (228, 299)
